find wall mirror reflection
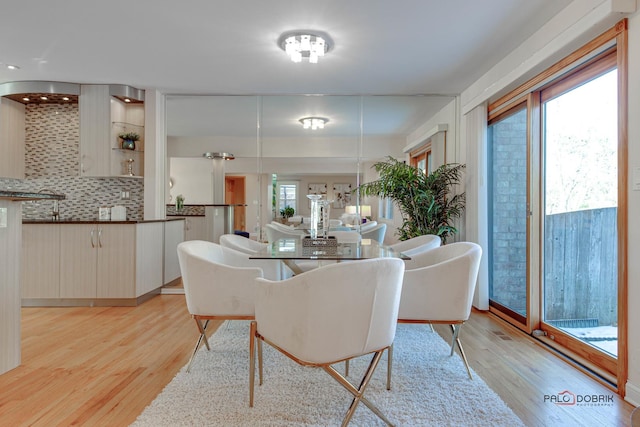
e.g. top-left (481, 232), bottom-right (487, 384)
top-left (166, 94), bottom-right (454, 241)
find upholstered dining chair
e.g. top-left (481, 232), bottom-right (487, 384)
top-left (388, 242), bottom-right (482, 384)
top-left (219, 233), bottom-right (294, 279)
top-left (265, 223), bottom-right (305, 243)
top-left (360, 223), bottom-right (387, 243)
top-left (389, 234), bottom-right (442, 257)
top-left (219, 233), bottom-right (266, 254)
top-left (249, 258), bottom-right (405, 426)
top-left (358, 220), bottom-right (378, 232)
top-left (327, 230), bottom-right (362, 243)
top-left (177, 240), bottom-right (281, 372)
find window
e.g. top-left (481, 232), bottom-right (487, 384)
top-left (410, 143), bottom-right (432, 174)
top-left (276, 182), bottom-right (297, 213)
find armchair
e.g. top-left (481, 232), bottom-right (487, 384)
top-left (177, 240), bottom-right (280, 372)
top-left (249, 258), bottom-right (405, 426)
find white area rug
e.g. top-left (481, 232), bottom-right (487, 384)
top-left (132, 321), bottom-right (525, 426)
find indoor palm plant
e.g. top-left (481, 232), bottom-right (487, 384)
top-left (357, 157), bottom-right (466, 243)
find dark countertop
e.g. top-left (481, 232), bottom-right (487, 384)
top-left (0, 190), bottom-right (66, 202)
top-left (23, 217), bottom-right (185, 224)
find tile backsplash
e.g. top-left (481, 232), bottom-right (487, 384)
top-left (0, 102), bottom-right (144, 220)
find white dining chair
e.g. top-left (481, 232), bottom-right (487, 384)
top-left (219, 233), bottom-right (293, 279)
top-left (390, 234), bottom-right (441, 257)
top-left (360, 223), bottom-right (386, 243)
top-left (249, 258), bottom-right (405, 426)
top-left (177, 240), bottom-right (282, 372)
top-left (265, 223), bottom-right (305, 243)
top-left (388, 242), bottom-right (482, 384)
top-left (327, 230), bottom-right (361, 243)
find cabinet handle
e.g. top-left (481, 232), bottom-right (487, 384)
top-left (90, 229), bottom-right (96, 248)
top-left (98, 227), bottom-right (103, 248)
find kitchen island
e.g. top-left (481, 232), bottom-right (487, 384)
top-left (21, 217), bottom-right (185, 307)
top-left (0, 190), bottom-right (65, 375)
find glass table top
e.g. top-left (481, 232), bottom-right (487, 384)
top-left (249, 238), bottom-right (410, 261)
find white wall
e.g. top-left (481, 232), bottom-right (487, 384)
top-left (458, 0), bottom-right (639, 403)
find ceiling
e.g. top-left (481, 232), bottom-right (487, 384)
top-left (1, 0), bottom-right (573, 173)
top-left (0, 0), bottom-right (572, 96)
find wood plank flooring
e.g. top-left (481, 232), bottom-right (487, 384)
top-left (0, 295), bottom-right (634, 426)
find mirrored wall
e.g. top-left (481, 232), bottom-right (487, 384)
top-left (165, 94), bottom-right (454, 236)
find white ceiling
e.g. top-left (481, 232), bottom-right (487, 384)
top-left (0, 0), bottom-right (571, 96)
top-left (1, 0), bottom-right (573, 173)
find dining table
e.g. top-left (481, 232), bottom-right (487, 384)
top-left (249, 237), bottom-right (410, 275)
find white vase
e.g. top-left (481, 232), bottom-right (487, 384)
top-left (307, 194), bottom-right (323, 239)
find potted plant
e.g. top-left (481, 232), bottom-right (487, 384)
top-left (357, 156), bottom-right (466, 243)
top-left (118, 132), bottom-right (140, 150)
top-left (280, 206), bottom-right (295, 221)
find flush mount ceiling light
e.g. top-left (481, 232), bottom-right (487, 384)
top-left (278, 30), bottom-right (332, 63)
top-left (203, 152), bottom-right (235, 160)
top-left (299, 116), bottom-right (328, 130)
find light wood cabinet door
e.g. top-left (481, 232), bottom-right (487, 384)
top-left (22, 224), bottom-right (60, 299)
top-left (0, 98), bottom-right (25, 179)
top-left (79, 85), bottom-right (111, 177)
top-left (185, 216), bottom-right (206, 241)
top-left (96, 224), bottom-right (135, 298)
top-left (60, 224), bottom-right (97, 298)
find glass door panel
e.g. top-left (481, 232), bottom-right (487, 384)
top-left (542, 69), bottom-right (618, 358)
top-left (488, 106), bottom-right (528, 323)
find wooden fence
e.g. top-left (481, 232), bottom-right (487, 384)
top-left (544, 207), bottom-right (617, 326)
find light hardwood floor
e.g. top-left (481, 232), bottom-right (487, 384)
top-left (0, 295), bottom-right (634, 426)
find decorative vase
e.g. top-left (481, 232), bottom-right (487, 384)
top-left (122, 139), bottom-right (136, 150)
top-left (320, 200), bottom-right (332, 238)
top-left (307, 194), bottom-right (323, 239)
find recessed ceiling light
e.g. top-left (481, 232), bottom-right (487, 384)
top-left (6, 64), bottom-right (20, 70)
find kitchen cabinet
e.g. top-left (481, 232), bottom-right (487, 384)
top-left (22, 224), bottom-right (60, 298)
top-left (0, 97), bottom-right (25, 179)
top-left (79, 84), bottom-right (144, 177)
top-left (22, 221), bottom-right (166, 305)
top-left (59, 224), bottom-right (135, 298)
top-left (183, 216), bottom-right (207, 241)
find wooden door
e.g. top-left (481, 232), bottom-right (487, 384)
top-left (225, 176), bottom-right (246, 231)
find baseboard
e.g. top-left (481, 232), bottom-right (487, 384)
top-left (21, 288), bottom-right (162, 307)
top-left (625, 381), bottom-right (640, 406)
top-left (160, 287), bottom-right (185, 295)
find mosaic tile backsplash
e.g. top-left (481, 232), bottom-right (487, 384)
top-left (0, 103), bottom-right (144, 220)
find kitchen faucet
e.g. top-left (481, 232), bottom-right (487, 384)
top-left (38, 188), bottom-right (61, 221)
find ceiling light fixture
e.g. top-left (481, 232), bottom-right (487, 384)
top-left (5, 64), bottom-right (20, 70)
top-left (278, 30), bottom-right (332, 63)
top-left (299, 116), bottom-right (328, 130)
top-left (203, 152), bottom-right (235, 160)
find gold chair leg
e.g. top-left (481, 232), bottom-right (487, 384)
top-left (249, 321), bottom-right (256, 407)
top-left (450, 323), bottom-right (473, 380)
top-left (186, 318), bottom-right (210, 373)
top-left (386, 343), bottom-right (393, 390)
top-left (324, 349), bottom-right (394, 427)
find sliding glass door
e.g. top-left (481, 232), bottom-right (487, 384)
top-left (488, 104), bottom-right (529, 326)
top-left (487, 37), bottom-right (625, 382)
top-left (540, 64), bottom-right (619, 372)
